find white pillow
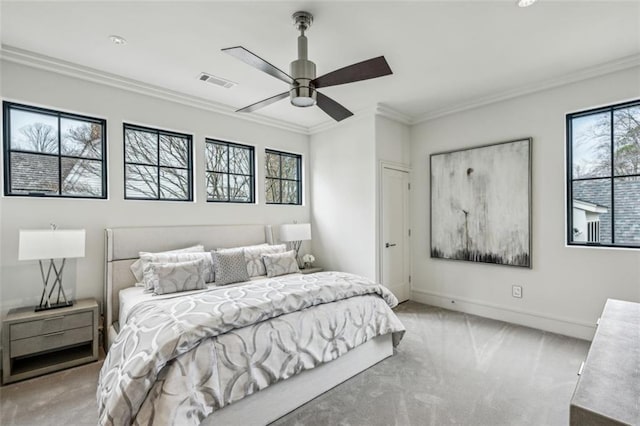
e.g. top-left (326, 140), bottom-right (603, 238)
top-left (262, 250), bottom-right (300, 278)
top-left (130, 244), bottom-right (204, 282)
top-left (243, 244), bottom-right (287, 277)
top-left (139, 252), bottom-right (214, 290)
top-left (143, 259), bottom-right (207, 295)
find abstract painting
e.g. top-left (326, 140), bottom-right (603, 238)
top-left (430, 138), bottom-right (532, 267)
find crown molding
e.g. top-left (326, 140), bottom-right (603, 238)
top-left (0, 45), bottom-right (310, 135)
top-left (307, 103), bottom-right (411, 135)
top-left (414, 53), bottom-right (640, 124)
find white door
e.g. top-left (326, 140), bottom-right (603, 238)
top-left (381, 165), bottom-right (410, 302)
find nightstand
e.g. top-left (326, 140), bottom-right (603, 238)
top-left (2, 298), bottom-right (99, 385)
top-left (300, 267), bottom-right (323, 274)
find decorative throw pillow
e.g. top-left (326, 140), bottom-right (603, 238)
top-left (130, 244), bottom-right (204, 282)
top-left (139, 251), bottom-right (214, 291)
top-left (143, 258), bottom-right (206, 295)
top-left (243, 244), bottom-right (287, 277)
top-left (212, 250), bottom-right (250, 285)
top-left (262, 250), bottom-right (300, 278)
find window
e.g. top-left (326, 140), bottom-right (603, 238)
top-left (567, 99), bottom-right (640, 248)
top-left (265, 149), bottom-right (302, 205)
top-left (123, 124), bottom-right (193, 201)
top-left (3, 102), bottom-right (107, 198)
top-left (205, 139), bottom-right (255, 203)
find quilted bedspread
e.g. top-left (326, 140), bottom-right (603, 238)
top-left (97, 272), bottom-right (405, 425)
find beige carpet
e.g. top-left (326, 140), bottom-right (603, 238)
top-left (0, 302), bottom-right (589, 425)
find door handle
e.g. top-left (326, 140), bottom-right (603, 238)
top-left (385, 243), bottom-right (397, 248)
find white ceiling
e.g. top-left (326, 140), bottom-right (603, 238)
top-left (1, 1), bottom-right (639, 129)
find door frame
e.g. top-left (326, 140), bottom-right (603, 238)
top-left (378, 161), bottom-right (412, 296)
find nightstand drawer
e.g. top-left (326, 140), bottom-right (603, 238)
top-left (10, 311), bottom-right (93, 341)
top-left (11, 326), bottom-right (93, 357)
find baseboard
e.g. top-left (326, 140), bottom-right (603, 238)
top-left (411, 289), bottom-right (596, 341)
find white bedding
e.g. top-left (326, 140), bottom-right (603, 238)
top-left (119, 275), bottom-right (276, 326)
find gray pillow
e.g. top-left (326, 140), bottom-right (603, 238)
top-left (212, 250), bottom-right (250, 285)
top-left (262, 250), bottom-right (300, 278)
top-left (244, 244), bottom-right (286, 277)
top-left (139, 252), bottom-right (214, 290)
top-left (143, 259), bottom-right (207, 295)
top-left (130, 244), bottom-right (204, 282)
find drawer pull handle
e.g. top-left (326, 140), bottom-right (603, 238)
top-left (43, 331), bottom-right (65, 337)
top-left (577, 361), bottom-right (585, 376)
top-left (43, 316), bottom-right (64, 322)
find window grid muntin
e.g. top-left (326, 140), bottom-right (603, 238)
top-left (123, 123), bottom-right (193, 201)
top-left (3, 101), bottom-right (107, 199)
top-left (265, 149), bottom-right (302, 205)
top-left (205, 139), bottom-right (255, 203)
top-left (567, 99), bottom-right (640, 249)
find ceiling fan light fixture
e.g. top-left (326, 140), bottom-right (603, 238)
top-left (290, 86), bottom-right (317, 107)
top-left (517, 0), bottom-right (537, 7)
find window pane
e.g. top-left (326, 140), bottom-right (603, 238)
top-left (613, 106), bottom-right (640, 177)
top-left (125, 164), bottom-right (158, 198)
top-left (571, 112), bottom-right (611, 179)
top-left (281, 155), bottom-right (298, 180)
top-left (160, 168), bottom-right (189, 200)
top-left (159, 135), bottom-right (188, 168)
top-left (229, 146), bottom-right (251, 175)
top-left (10, 152), bottom-right (59, 194)
top-left (282, 180), bottom-right (299, 204)
top-left (229, 174), bottom-right (251, 202)
top-left (206, 143), bottom-right (228, 172)
top-left (10, 109), bottom-right (58, 154)
top-left (614, 177), bottom-right (640, 245)
top-left (572, 179), bottom-right (611, 244)
top-left (266, 152), bottom-right (280, 178)
top-left (207, 172), bottom-right (228, 201)
top-left (61, 118), bottom-right (102, 159)
top-left (265, 178), bottom-right (280, 203)
top-left (125, 128), bottom-right (157, 165)
top-left (61, 158), bottom-right (103, 196)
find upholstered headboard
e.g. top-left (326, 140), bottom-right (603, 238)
top-left (104, 224), bottom-right (274, 349)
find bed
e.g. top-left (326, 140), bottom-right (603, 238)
top-left (98, 224), bottom-right (405, 426)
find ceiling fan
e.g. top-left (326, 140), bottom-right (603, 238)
top-left (222, 11), bottom-right (393, 122)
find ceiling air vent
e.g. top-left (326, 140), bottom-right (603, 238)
top-left (198, 72), bottom-right (237, 89)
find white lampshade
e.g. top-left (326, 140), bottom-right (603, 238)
top-left (279, 223), bottom-right (311, 242)
top-left (19, 229), bottom-right (86, 260)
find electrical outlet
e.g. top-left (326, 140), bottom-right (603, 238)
top-left (512, 285), bottom-right (522, 298)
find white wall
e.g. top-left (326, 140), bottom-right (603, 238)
top-left (375, 115), bottom-right (411, 282)
top-left (309, 116), bottom-right (376, 279)
top-left (410, 66), bottom-right (640, 340)
top-left (0, 61), bottom-right (310, 318)
top-left (309, 113), bottom-right (410, 283)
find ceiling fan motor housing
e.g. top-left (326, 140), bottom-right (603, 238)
top-left (290, 11), bottom-right (316, 107)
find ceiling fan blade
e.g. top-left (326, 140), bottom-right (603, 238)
top-left (236, 91), bottom-right (289, 113)
top-left (316, 91), bottom-right (353, 122)
top-left (312, 56), bottom-right (392, 88)
top-left (222, 46), bottom-right (294, 85)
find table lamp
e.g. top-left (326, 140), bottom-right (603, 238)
top-left (19, 227), bottom-right (85, 311)
top-left (279, 223), bottom-right (311, 268)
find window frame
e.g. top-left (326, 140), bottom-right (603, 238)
top-left (265, 149), bottom-right (302, 205)
top-left (205, 138), bottom-right (256, 204)
top-left (123, 123), bottom-right (194, 202)
top-left (3, 101), bottom-right (108, 199)
top-left (566, 99), bottom-right (640, 249)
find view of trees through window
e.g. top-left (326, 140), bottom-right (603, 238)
top-left (205, 139), bottom-right (254, 203)
top-left (568, 100), bottom-right (640, 247)
top-left (265, 150), bottom-right (301, 205)
top-left (124, 124), bottom-right (192, 201)
top-left (3, 102), bottom-right (106, 198)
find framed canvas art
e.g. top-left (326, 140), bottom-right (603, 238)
top-left (430, 138), bottom-right (532, 268)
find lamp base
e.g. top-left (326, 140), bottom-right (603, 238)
top-left (35, 300), bottom-right (74, 312)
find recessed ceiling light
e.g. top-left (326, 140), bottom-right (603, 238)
top-left (109, 35), bottom-right (127, 45)
top-left (517, 0), bottom-right (537, 7)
